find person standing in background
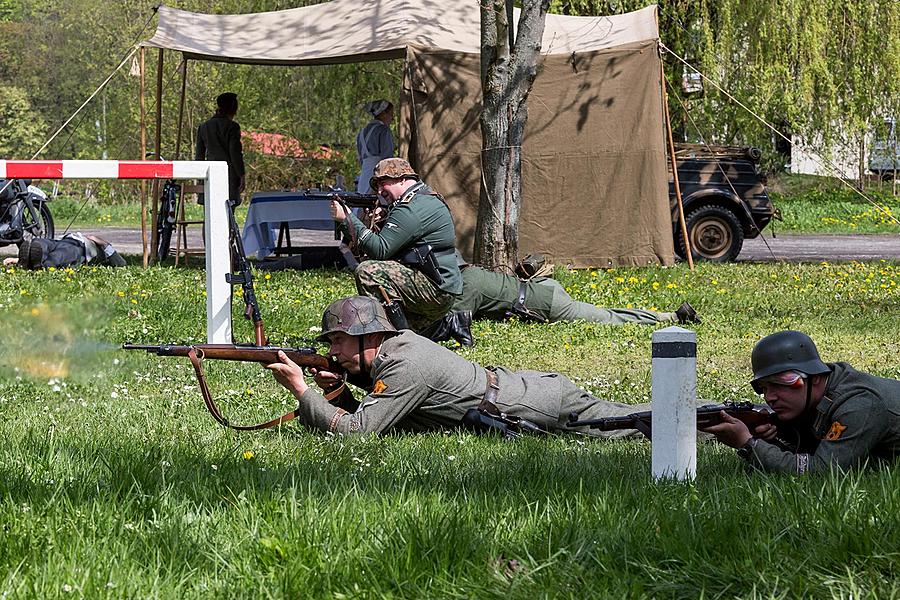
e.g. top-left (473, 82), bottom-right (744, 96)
top-left (355, 100), bottom-right (394, 193)
top-left (195, 92), bottom-right (245, 205)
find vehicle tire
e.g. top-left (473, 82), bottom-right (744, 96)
top-left (21, 202), bottom-right (54, 242)
top-left (678, 204), bottom-right (744, 262)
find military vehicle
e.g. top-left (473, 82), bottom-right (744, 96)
top-left (669, 143), bottom-right (778, 262)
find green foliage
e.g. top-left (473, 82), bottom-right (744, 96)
top-left (0, 83), bottom-right (47, 158)
top-left (1, 262), bottom-right (900, 595)
top-left (549, 0), bottom-right (900, 172)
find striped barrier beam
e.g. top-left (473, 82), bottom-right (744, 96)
top-left (0, 160), bottom-right (232, 344)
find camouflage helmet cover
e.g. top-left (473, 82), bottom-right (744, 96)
top-left (369, 158), bottom-right (419, 191)
top-left (750, 330), bottom-right (830, 391)
top-left (317, 296), bottom-right (397, 342)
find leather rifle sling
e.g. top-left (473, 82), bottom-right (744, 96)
top-left (186, 347), bottom-right (347, 431)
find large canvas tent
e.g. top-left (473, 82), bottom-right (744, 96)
top-left (142, 1), bottom-right (674, 267)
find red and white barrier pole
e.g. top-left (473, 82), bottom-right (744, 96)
top-left (0, 160), bottom-right (232, 344)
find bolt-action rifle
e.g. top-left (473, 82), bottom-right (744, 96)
top-left (123, 343), bottom-right (344, 431)
top-left (566, 401), bottom-right (777, 438)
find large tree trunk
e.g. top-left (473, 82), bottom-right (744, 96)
top-left (475, 0), bottom-right (549, 269)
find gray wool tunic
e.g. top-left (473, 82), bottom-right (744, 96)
top-left (297, 331), bottom-right (642, 436)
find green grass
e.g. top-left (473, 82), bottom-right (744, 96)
top-left (770, 175), bottom-right (900, 234)
top-left (2, 262), bottom-right (900, 597)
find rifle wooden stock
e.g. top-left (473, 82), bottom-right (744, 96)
top-left (123, 343), bottom-right (333, 369)
top-left (567, 402), bottom-right (775, 437)
top-left (122, 343), bottom-right (343, 431)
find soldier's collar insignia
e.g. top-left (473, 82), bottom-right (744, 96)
top-left (825, 421), bottom-right (847, 441)
top-left (372, 379), bottom-right (387, 394)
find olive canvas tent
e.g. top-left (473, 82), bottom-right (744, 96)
top-left (142, 1), bottom-right (674, 267)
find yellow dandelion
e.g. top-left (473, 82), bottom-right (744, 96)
top-left (242, 450), bottom-right (255, 460)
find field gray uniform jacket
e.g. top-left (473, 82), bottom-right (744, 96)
top-left (742, 362), bottom-right (900, 474)
top-left (296, 330), bottom-right (641, 436)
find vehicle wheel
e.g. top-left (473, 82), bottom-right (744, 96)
top-left (21, 202), bottom-right (54, 242)
top-left (678, 205), bottom-right (744, 262)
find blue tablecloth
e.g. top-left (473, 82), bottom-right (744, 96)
top-left (241, 191), bottom-right (334, 258)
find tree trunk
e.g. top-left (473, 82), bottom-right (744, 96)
top-left (475, 0), bottom-right (549, 269)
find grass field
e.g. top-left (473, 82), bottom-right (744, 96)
top-left (2, 261), bottom-right (900, 597)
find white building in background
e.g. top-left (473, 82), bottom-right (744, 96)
top-left (788, 118), bottom-right (897, 179)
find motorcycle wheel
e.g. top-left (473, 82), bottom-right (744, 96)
top-left (21, 202), bottom-right (55, 242)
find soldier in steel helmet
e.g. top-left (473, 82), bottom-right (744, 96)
top-left (330, 158), bottom-right (462, 333)
top-left (703, 330), bottom-right (900, 474)
top-left (264, 296), bottom-right (645, 436)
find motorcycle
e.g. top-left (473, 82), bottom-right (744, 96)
top-left (0, 179), bottom-right (55, 246)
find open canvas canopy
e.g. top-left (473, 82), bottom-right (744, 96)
top-left (143, 2), bottom-right (660, 65)
top-left (143, 2), bottom-right (674, 267)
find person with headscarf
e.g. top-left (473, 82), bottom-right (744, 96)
top-left (355, 99), bottom-right (395, 193)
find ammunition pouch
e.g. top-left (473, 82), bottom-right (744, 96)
top-left (398, 244), bottom-right (452, 286)
top-left (506, 281), bottom-right (549, 323)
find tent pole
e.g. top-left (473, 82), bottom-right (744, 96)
top-left (139, 46), bottom-right (149, 268)
top-left (174, 57), bottom-right (188, 159)
top-left (150, 48), bottom-right (164, 265)
top-left (660, 54), bottom-right (693, 271)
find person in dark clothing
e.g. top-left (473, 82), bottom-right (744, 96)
top-left (6, 234), bottom-right (126, 269)
top-left (704, 330), bottom-right (900, 474)
top-left (195, 92), bottom-right (245, 204)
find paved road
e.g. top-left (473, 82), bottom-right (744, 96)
top-left (2, 229), bottom-right (899, 263)
top-left (737, 233), bottom-right (900, 262)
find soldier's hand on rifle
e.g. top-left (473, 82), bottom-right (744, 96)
top-left (700, 410), bottom-right (753, 448)
top-left (330, 199), bottom-right (348, 223)
top-left (753, 422), bottom-right (779, 441)
top-left (309, 366), bottom-right (343, 390)
top-left (265, 350), bottom-right (309, 398)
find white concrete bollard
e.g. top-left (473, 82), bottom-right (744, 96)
top-left (651, 326), bottom-right (697, 481)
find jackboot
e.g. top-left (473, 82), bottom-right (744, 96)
top-left (675, 301), bottom-right (701, 324)
top-left (448, 310), bottom-right (474, 347)
top-left (420, 311), bottom-right (474, 347)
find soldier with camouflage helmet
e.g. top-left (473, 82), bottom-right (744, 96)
top-left (703, 330), bottom-right (900, 474)
top-left (331, 158), bottom-right (462, 332)
top-left (265, 296), bottom-right (646, 436)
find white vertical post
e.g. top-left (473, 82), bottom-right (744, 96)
top-left (204, 162), bottom-right (231, 343)
top-left (651, 326), bottom-right (697, 481)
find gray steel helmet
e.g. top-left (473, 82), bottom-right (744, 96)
top-left (750, 330), bottom-right (830, 390)
top-left (317, 296), bottom-right (397, 342)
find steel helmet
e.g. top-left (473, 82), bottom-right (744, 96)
top-left (317, 296), bottom-right (397, 342)
top-left (369, 158), bottom-right (419, 191)
top-left (750, 330), bottom-right (830, 391)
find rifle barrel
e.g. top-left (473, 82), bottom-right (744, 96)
top-left (122, 343), bottom-right (332, 369)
